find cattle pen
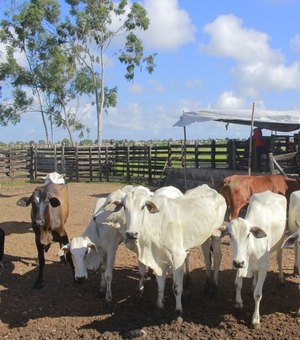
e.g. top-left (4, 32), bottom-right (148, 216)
top-left (0, 134), bottom-right (299, 188)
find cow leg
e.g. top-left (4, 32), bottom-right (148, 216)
top-left (234, 273), bottom-right (243, 309)
top-left (294, 243), bottom-right (299, 277)
top-left (0, 228), bottom-right (5, 269)
top-left (211, 235), bottom-right (222, 288)
top-left (134, 261), bottom-right (146, 302)
top-left (172, 264), bottom-right (184, 316)
top-left (252, 272), bottom-right (257, 292)
top-left (201, 239), bottom-right (212, 294)
top-left (155, 272), bottom-right (166, 318)
top-left (34, 239), bottom-right (45, 289)
top-left (252, 268), bottom-right (267, 329)
top-left (99, 263), bottom-right (106, 297)
top-left (104, 250), bottom-right (117, 308)
top-left (276, 248), bottom-right (285, 286)
top-left (59, 234), bottom-right (74, 277)
top-left (183, 253), bottom-right (192, 287)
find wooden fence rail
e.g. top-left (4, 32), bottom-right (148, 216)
top-left (0, 135), bottom-right (299, 184)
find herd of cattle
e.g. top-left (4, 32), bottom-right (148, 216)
top-left (2, 171), bottom-right (299, 329)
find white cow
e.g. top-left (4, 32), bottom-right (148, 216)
top-left (58, 196), bottom-right (123, 306)
top-left (286, 190), bottom-right (300, 276)
top-left (102, 185), bottom-right (186, 297)
top-left (41, 172), bottom-right (65, 184)
top-left (216, 191), bottom-right (287, 329)
top-left (59, 185), bottom-right (184, 306)
top-left (112, 184), bottom-right (227, 317)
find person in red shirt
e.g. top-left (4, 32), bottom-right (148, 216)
top-left (252, 127), bottom-right (267, 171)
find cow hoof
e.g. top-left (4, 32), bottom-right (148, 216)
top-left (60, 256), bottom-right (67, 264)
top-left (154, 308), bottom-right (164, 321)
top-left (104, 300), bottom-right (113, 311)
top-left (132, 292), bottom-right (143, 304)
top-left (96, 290), bottom-right (105, 298)
top-left (127, 329), bottom-right (147, 338)
top-left (172, 310), bottom-right (183, 324)
top-left (279, 279), bottom-right (285, 288)
top-left (252, 322), bottom-right (261, 329)
top-left (234, 302), bottom-right (243, 309)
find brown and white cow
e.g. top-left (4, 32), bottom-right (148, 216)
top-left (220, 174), bottom-right (288, 220)
top-left (17, 181), bottom-right (73, 288)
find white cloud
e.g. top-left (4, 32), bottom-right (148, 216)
top-left (107, 103), bottom-right (144, 130)
top-left (128, 83), bottom-right (144, 93)
top-left (213, 91), bottom-right (246, 109)
top-left (148, 79), bottom-right (166, 93)
top-left (290, 34), bottom-right (300, 53)
top-left (200, 14), bottom-right (300, 96)
top-left (141, 0), bottom-right (196, 51)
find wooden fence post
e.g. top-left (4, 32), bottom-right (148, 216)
top-left (89, 146), bottom-right (93, 182)
top-left (98, 145), bottom-right (102, 181)
top-left (34, 144), bottom-right (38, 180)
top-left (61, 144), bottom-right (66, 175)
top-left (167, 142), bottom-right (172, 167)
top-left (195, 140), bottom-right (199, 168)
top-left (105, 147), bottom-right (109, 181)
top-left (147, 144), bottom-right (152, 184)
top-left (126, 145), bottom-right (130, 183)
top-left (53, 144), bottom-right (57, 172)
top-left (29, 142), bottom-right (35, 181)
top-left (75, 145), bottom-right (79, 181)
top-left (211, 139), bottom-right (216, 168)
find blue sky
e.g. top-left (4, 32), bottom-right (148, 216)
top-left (1, 0), bottom-right (300, 143)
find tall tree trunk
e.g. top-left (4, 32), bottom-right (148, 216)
top-left (96, 50), bottom-right (105, 147)
top-left (62, 105), bottom-right (74, 146)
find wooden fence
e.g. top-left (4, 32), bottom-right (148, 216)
top-left (0, 135), bottom-right (299, 184)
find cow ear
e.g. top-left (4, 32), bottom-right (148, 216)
top-left (145, 200), bottom-right (159, 214)
top-left (16, 196), bottom-right (31, 207)
top-left (58, 244), bottom-right (70, 256)
top-left (250, 227), bottom-right (267, 238)
top-left (49, 197), bottom-right (61, 207)
top-left (87, 242), bottom-right (98, 253)
top-left (105, 201), bottom-right (123, 212)
top-left (212, 225), bottom-right (229, 238)
top-left (281, 233), bottom-right (298, 249)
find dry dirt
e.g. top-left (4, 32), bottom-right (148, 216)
top-left (0, 182), bottom-right (299, 340)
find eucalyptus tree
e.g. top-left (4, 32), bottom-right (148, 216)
top-left (0, 0), bottom-right (90, 144)
top-left (59, 0), bottom-right (156, 146)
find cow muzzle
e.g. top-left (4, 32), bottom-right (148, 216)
top-left (35, 218), bottom-right (45, 226)
top-left (75, 276), bottom-right (86, 284)
top-left (126, 231), bottom-right (139, 240)
top-left (233, 260), bottom-right (245, 269)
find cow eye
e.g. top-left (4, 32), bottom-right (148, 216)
top-left (85, 250), bottom-right (88, 256)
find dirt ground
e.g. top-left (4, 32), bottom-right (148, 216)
top-left (0, 182), bottom-right (299, 340)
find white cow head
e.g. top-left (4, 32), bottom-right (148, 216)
top-left (121, 187), bottom-right (159, 240)
top-left (58, 236), bottom-right (98, 282)
top-left (218, 217), bottom-right (267, 270)
top-left (41, 172), bottom-right (65, 185)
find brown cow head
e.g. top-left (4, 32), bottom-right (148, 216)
top-left (17, 184), bottom-right (62, 248)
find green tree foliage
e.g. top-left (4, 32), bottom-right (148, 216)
top-left (0, 0), bottom-right (92, 145)
top-left (59, 0), bottom-right (156, 146)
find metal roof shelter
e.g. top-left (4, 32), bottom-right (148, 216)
top-left (173, 107), bottom-right (300, 181)
top-left (173, 109), bottom-right (300, 132)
